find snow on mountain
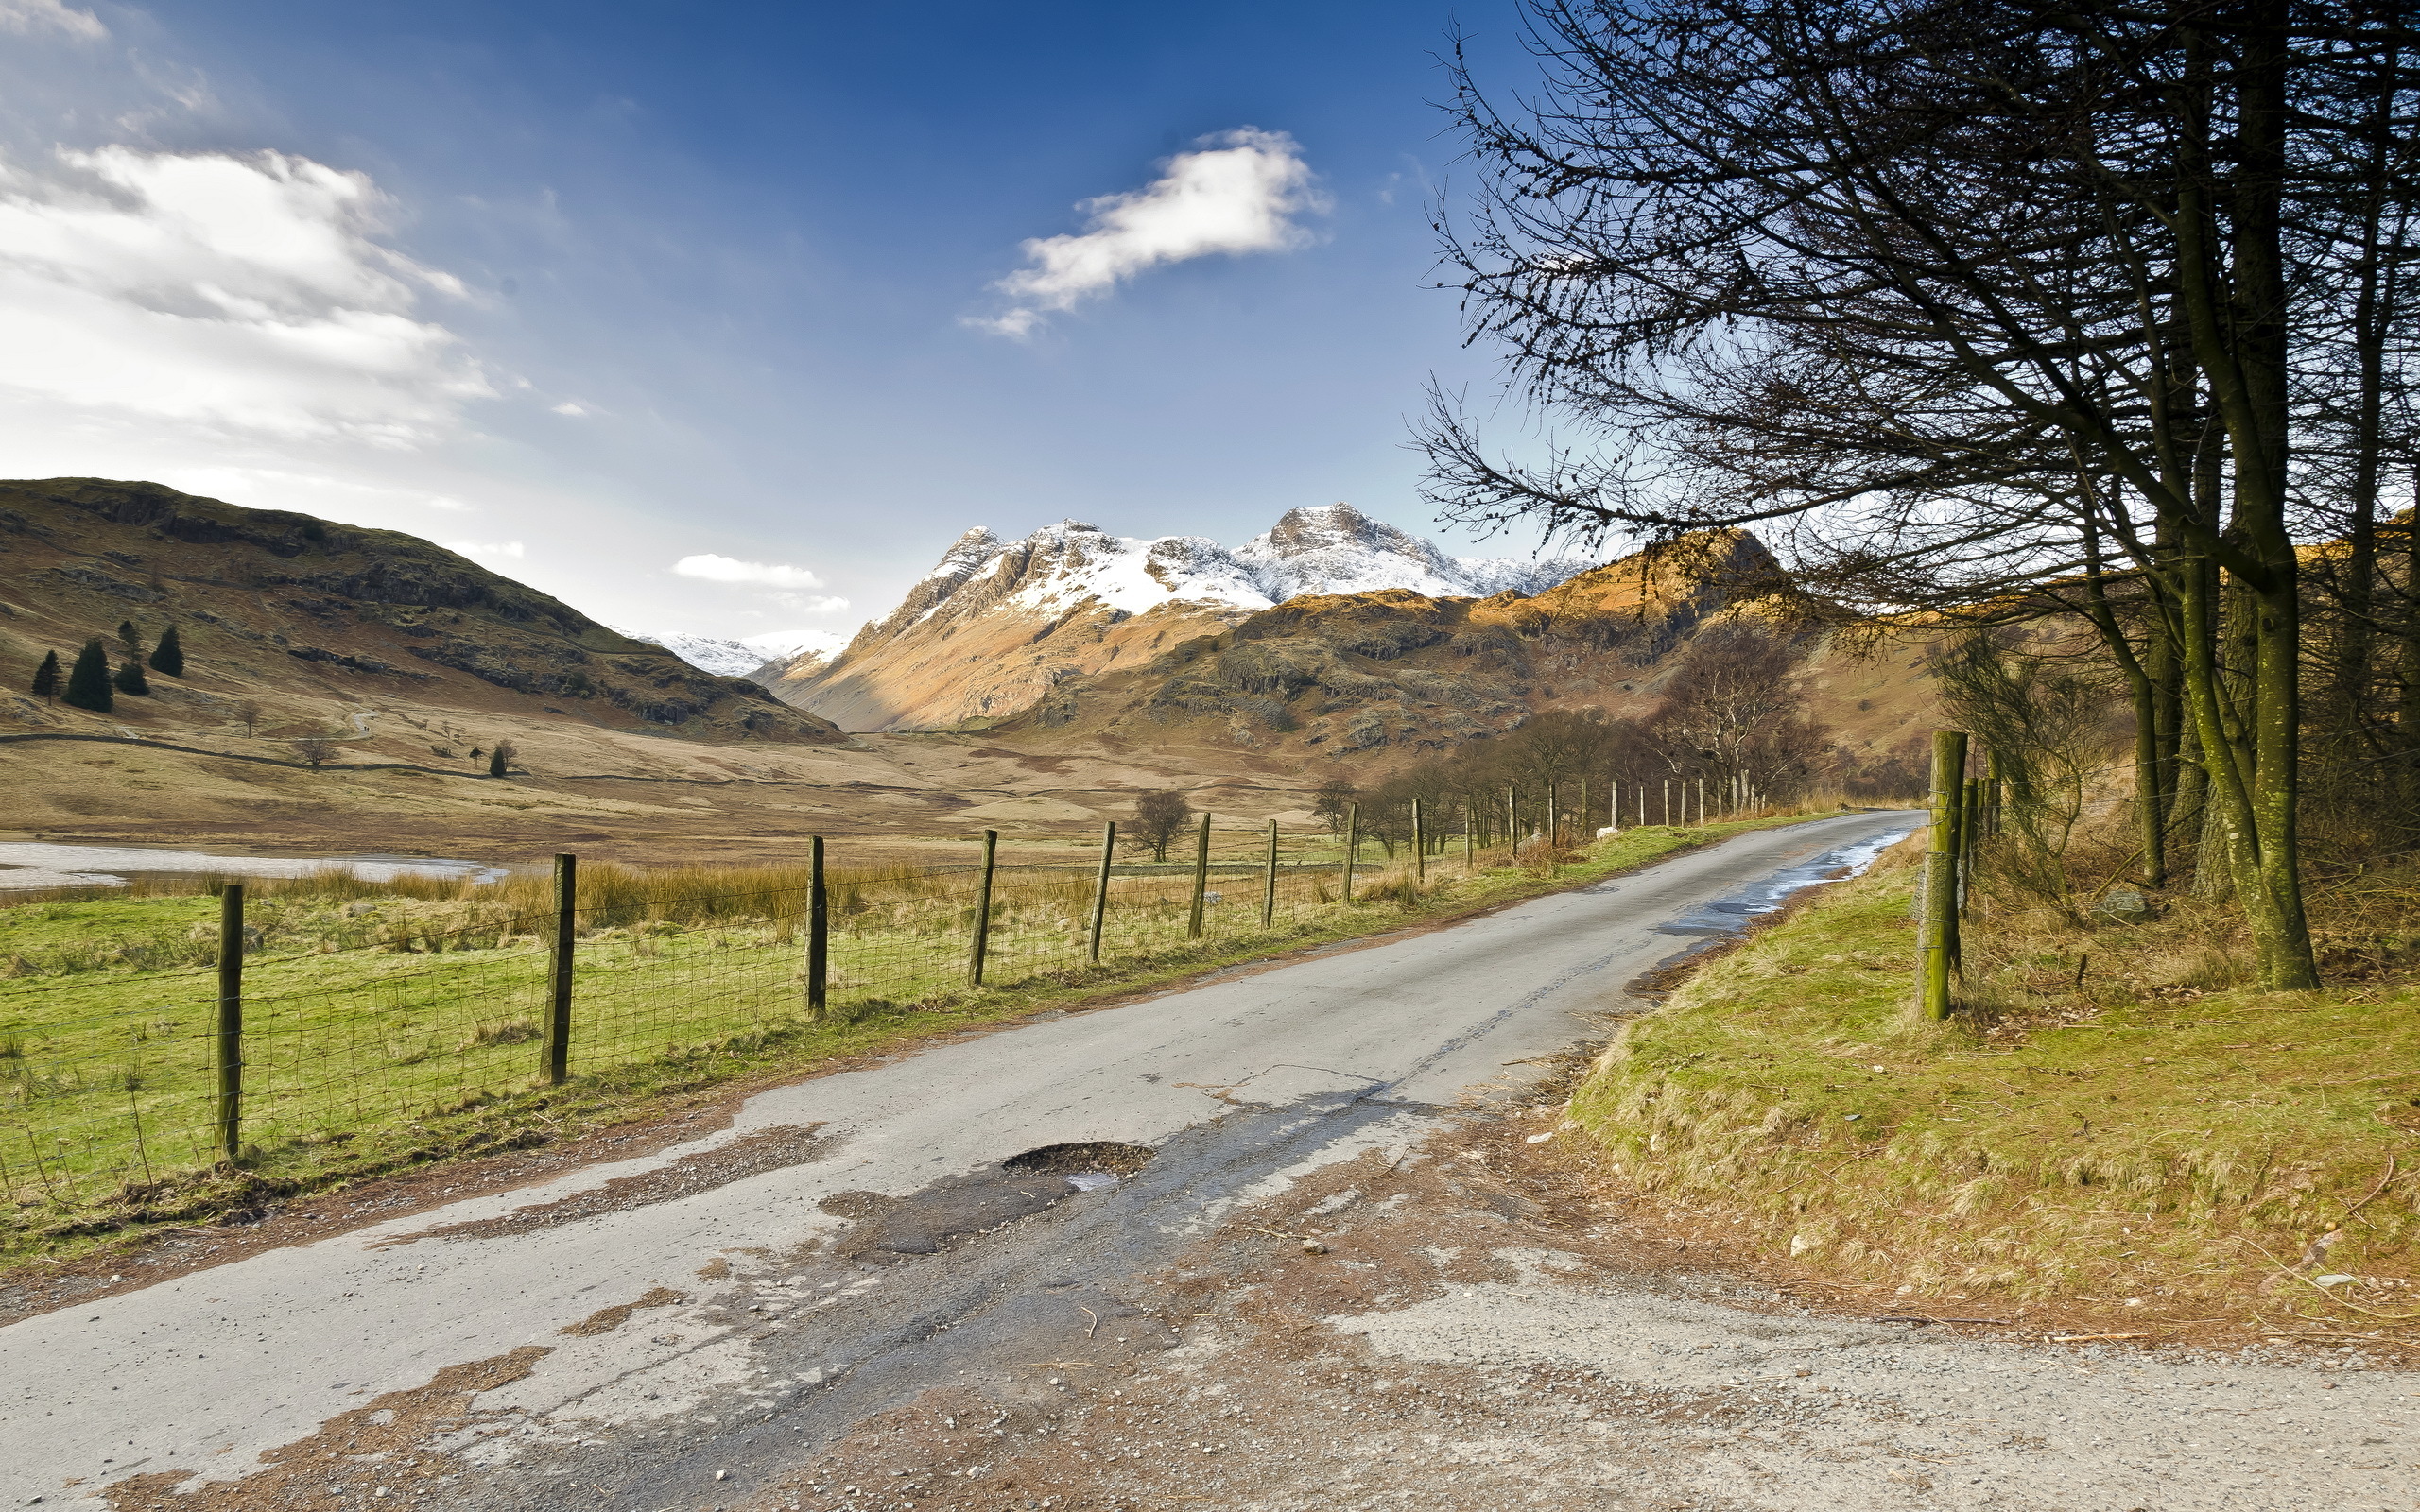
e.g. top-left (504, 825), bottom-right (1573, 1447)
top-left (621, 628), bottom-right (849, 679)
top-left (756, 504), bottom-right (1599, 733)
top-left (888, 504), bottom-right (1583, 627)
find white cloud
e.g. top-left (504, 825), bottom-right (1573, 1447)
top-left (0, 1), bottom-right (107, 41)
top-left (976, 128), bottom-right (1325, 336)
top-left (672, 552), bottom-right (826, 588)
top-left (0, 145), bottom-right (492, 443)
top-left (445, 539), bottom-right (525, 559)
top-left (550, 401), bottom-right (588, 416)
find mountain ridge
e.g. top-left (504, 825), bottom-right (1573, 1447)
top-left (760, 503), bottom-right (1595, 731)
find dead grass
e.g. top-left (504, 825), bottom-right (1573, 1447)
top-left (1567, 850), bottom-right (2420, 1341)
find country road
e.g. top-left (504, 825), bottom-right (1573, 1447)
top-left (11, 808), bottom-right (2413, 1512)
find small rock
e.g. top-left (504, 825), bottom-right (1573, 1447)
top-left (2314, 1274), bottom-right (2356, 1288)
top-left (1523, 1131), bottom-right (1556, 1144)
top-left (1302, 1240), bottom-right (1329, 1255)
top-left (715, 1470), bottom-right (730, 1481)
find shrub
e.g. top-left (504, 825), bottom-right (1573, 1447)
top-left (112, 659), bottom-right (150, 696)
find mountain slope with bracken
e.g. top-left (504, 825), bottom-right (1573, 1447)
top-left (985, 528), bottom-right (1942, 787)
top-left (758, 503), bottom-right (1593, 731)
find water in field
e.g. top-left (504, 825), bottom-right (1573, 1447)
top-left (0, 842), bottom-right (508, 891)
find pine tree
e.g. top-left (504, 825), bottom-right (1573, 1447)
top-left (112, 658), bottom-right (150, 696)
top-left (118, 620), bottom-right (142, 656)
top-left (62, 639), bottom-right (112, 713)
top-left (148, 624), bottom-right (184, 677)
top-left (30, 650), bottom-right (60, 703)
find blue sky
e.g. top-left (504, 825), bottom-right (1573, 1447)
top-left (0, 0), bottom-right (1551, 645)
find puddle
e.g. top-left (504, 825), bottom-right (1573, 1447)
top-left (1652, 822), bottom-right (1918, 939)
top-left (0, 841), bottom-right (508, 892)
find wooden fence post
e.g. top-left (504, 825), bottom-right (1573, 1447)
top-left (1187, 812), bottom-right (1212, 939)
top-left (968, 829), bottom-right (998, 987)
top-left (1261, 818), bottom-right (1278, 929)
top-left (806, 835), bottom-right (828, 1020)
top-left (1343, 803), bottom-right (1358, 902)
top-left (1089, 821), bottom-right (1115, 963)
top-left (544, 852), bottom-right (576, 1085)
top-left (215, 884), bottom-right (244, 1163)
top-left (1920, 731), bottom-right (1969, 1020)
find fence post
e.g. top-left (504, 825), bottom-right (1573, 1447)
top-left (968, 828), bottom-right (998, 987)
top-left (1187, 812), bottom-right (1212, 939)
top-left (215, 884), bottom-right (244, 1163)
top-left (1343, 802), bottom-right (1358, 902)
top-left (806, 835), bottom-right (828, 1020)
top-left (1959, 774), bottom-right (1985, 921)
top-left (1411, 798), bottom-right (1426, 884)
top-left (1261, 818), bottom-right (1278, 929)
top-left (1089, 820), bottom-right (1115, 964)
top-left (544, 852), bottom-right (576, 1085)
top-left (1920, 730), bottom-right (1969, 1020)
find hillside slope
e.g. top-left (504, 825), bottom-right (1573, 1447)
top-left (0, 478), bottom-right (839, 750)
top-left (990, 530), bottom-right (1942, 785)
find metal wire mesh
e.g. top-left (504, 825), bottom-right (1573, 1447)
top-left (0, 829), bottom-right (1492, 1209)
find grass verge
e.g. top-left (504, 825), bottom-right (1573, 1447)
top-left (1567, 849), bottom-right (2420, 1342)
top-left (2, 809), bottom-right (1854, 1276)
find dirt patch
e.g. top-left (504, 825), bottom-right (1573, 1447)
top-left (384, 1123), bottom-right (837, 1246)
top-left (103, 1346), bottom-right (551, 1512)
top-left (560, 1284), bottom-right (686, 1337)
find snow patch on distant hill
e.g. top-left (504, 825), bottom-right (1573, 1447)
top-left (622, 628), bottom-right (848, 678)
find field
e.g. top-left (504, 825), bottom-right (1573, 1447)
top-left (1567, 845), bottom-right (2420, 1338)
top-left (1, 812), bottom-right (1850, 1267)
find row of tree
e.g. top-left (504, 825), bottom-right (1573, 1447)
top-left (1422, 0), bottom-right (2420, 988)
top-left (29, 622), bottom-right (186, 713)
top-left (1317, 621), bottom-right (1836, 853)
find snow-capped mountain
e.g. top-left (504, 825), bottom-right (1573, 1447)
top-left (621, 628), bottom-right (848, 679)
top-left (758, 504), bottom-right (1599, 733)
top-left (880, 505), bottom-right (1586, 629)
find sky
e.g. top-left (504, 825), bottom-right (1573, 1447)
top-left (0, 0), bottom-right (1555, 648)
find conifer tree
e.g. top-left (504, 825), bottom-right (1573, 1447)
top-left (112, 658), bottom-right (150, 696)
top-left (62, 639), bottom-right (112, 713)
top-left (118, 620), bottom-right (142, 656)
top-left (30, 650), bottom-right (60, 703)
top-left (148, 624), bottom-right (184, 677)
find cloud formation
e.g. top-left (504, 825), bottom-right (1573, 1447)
top-left (0, 145), bottom-right (491, 443)
top-left (672, 553), bottom-right (848, 612)
top-left (0, 1), bottom-right (106, 41)
top-left (445, 539), bottom-right (526, 559)
top-left (673, 553), bottom-right (826, 588)
top-left (977, 128), bottom-right (1325, 337)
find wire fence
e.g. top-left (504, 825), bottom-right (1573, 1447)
top-left (0, 815), bottom-right (1556, 1210)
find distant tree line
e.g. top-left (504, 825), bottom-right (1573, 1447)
top-left (1322, 620), bottom-right (1864, 855)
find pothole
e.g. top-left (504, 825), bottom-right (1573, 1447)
top-left (1003, 1142), bottom-right (1157, 1180)
top-left (816, 1145), bottom-right (1156, 1267)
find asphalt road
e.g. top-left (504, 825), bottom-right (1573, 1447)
top-left (5, 811), bottom-right (1925, 1508)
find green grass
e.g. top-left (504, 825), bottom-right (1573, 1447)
top-left (1568, 858), bottom-right (2420, 1332)
top-left (0, 810), bottom-right (1849, 1271)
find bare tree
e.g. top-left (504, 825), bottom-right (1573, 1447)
top-left (1418, 0), bottom-right (2420, 988)
top-left (233, 699), bottom-right (263, 736)
top-left (292, 737), bottom-right (337, 768)
top-left (1127, 790), bottom-right (1193, 863)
